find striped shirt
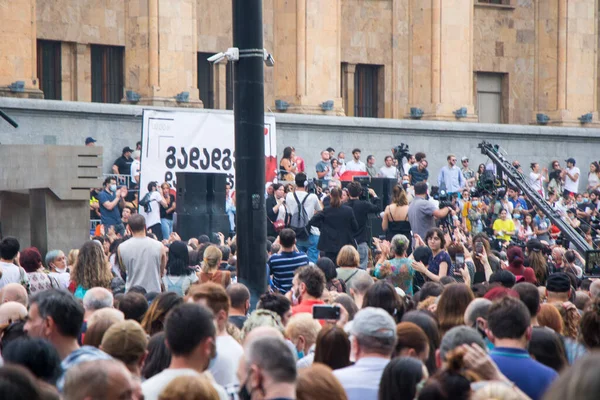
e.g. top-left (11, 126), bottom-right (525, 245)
top-left (268, 251), bottom-right (309, 293)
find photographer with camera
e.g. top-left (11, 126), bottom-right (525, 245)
top-left (346, 182), bottom-right (382, 269)
top-left (407, 182), bottom-right (454, 240)
top-left (286, 173), bottom-right (322, 263)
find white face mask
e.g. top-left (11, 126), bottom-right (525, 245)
top-left (53, 264), bottom-right (67, 274)
top-left (292, 289), bottom-right (300, 306)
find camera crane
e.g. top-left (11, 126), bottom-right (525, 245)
top-left (478, 141), bottom-right (591, 254)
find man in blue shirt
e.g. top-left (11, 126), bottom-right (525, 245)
top-left (408, 152), bottom-right (429, 185)
top-left (438, 154), bottom-right (465, 194)
top-left (507, 187), bottom-right (531, 216)
top-left (98, 176), bottom-right (125, 236)
top-left (268, 229), bottom-right (309, 293)
top-left (487, 296), bottom-right (557, 400)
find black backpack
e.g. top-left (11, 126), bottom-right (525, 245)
top-left (289, 192), bottom-right (311, 240)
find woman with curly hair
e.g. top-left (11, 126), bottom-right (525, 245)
top-left (374, 234), bottom-right (414, 295)
top-left (579, 297), bottom-right (600, 349)
top-left (69, 241), bottom-right (113, 299)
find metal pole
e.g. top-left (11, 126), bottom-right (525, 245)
top-left (232, 0), bottom-right (267, 307)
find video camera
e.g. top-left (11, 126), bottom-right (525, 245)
top-left (433, 189), bottom-right (453, 209)
top-left (306, 178), bottom-right (319, 195)
top-left (392, 143), bottom-right (410, 163)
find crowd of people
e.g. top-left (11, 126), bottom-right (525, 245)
top-left (3, 140), bottom-right (599, 399)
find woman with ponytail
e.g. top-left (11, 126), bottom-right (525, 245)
top-left (506, 246), bottom-right (536, 284)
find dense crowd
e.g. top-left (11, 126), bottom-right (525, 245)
top-left (1, 141), bottom-right (600, 399)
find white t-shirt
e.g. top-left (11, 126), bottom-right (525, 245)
top-left (529, 172), bottom-right (546, 192)
top-left (209, 335), bottom-right (244, 386)
top-left (285, 191), bottom-right (323, 236)
top-left (564, 167), bottom-right (580, 193)
top-left (141, 368), bottom-right (227, 400)
top-left (379, 166), bottom-right (398, 179)
top-left (130, 159), bottom-right (141, 183)
top-left (0, 262), bottom-right (24, 289)
top-left (344, 159), bottom-right (366, 172)
top-left (142, 191), bottom-right (164, 227)
top-left (48, 271), bottom-right (71, 290)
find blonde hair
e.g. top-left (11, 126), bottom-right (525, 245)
top-left (285, 313), bottom-right (322, 349)
top-left (67, 249), bottom-right (79, 268)
top-left (336, 245), bottom-right (360, 268)
top-left (472, 381), bottom-right (523, 400)
top-left (88, 308), bottom-right (125, 327)
top-left (158, 375), bottom-right (220, 400)
top-left (202, 246), bottom-right (222, 272)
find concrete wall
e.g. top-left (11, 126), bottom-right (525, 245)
top-left (1, 97), bottom-right (600, 189)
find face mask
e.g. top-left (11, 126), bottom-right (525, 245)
top-left (402, 180), bottom-right (410, 185)
top-left (584, 198), bottom-right (589, 203)
top-left (577, 201), bottom-right (583, 205)
top-left (292, 288), bottom-right (300, 306)
top-left (238, 372), bottom-right (254, 400)
top-left (296, 349), bottom-right (305, 360)
top-left (472, 201), bottom-right (479, 207)
top-left (513, 214), bottom-right (521, 219)
top-left (54, 266), bottom-right (67, 274)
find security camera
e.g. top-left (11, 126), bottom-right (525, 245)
top-left (207, 48), bottom-right (239, 64)
top-left (263, 49), bottom-right (275, 67)
top-left (207, 52), bottom-right (226, 63)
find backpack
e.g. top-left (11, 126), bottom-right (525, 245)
top-left (139, 192), bottom-right (152, 213)
top-left (289, 192), bottom-right (311, 240)
top-left (164, 275), bottom-right (186, 296)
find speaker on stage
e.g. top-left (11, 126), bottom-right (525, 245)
top-left (369, 177), bottom-right (397, 207)
top-left (175, 172), bottom-right (229, 240)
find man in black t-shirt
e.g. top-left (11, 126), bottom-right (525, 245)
top-left (112, 146), bottom-right (134, 176)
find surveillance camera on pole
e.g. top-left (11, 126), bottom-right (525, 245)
top-left (207, 48), bottom-right (240, 64)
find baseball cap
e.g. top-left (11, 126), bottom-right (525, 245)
top-left (461, 156), bottom-right (469, 162)
top-left (85, 137), bottom-right (97, 144)
top-left (565, 157), bottom-right (576, 165)
top-left (100, 320), bottom-right (148, 363)
top-left (122, 146), bottom-right (134, 154)
top-left (349, 307), bottom-right (396, 339)
top-left (546, 273), bottom-right (571, 293)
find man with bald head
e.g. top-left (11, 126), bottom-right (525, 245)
top-left (0, 301), bottom-right (27, 324)
top-left (63, 359), bottom-right (138, 400)
top-left (0, 283), bottom-right (28, 306)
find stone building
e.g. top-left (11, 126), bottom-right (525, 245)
top-left (1, 0), bottom-right (598, 126)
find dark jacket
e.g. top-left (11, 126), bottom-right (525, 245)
top-left (346, 198), bottom-right (381, 244)
top-left (266, 196), bottom-right (279, 237)
top-left (309, 205), bottom-right (358, 253)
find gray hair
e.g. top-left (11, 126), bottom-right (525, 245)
top-left (590, 280), bottom-right (600, 298)
top-left (391, 234), bottom-right (410, 256)
top-left (132, 150), bottom-right (141, 160)
top-left (348, 273), bottom-right (374, 295)
top-left (63, 360), bottom-right (128, 400)
top-left (439, 326), bottom-right (486, 361)
top-left (464, 298), bottom-right (492, 327)
top-left (45, 249), bottom-right (64, 268)
top-left (82, 288), bottom-right (114, 312)
top-left (245, 336), bottom-right (297, 384)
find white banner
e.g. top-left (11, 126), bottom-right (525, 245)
top-left (139, 110), bottom-right (277, 198)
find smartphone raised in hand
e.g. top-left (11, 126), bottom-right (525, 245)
top-left (475, 242), bottom-right (484, 255)
top-left (313, 305), bottom-right (341, 320)
top-left (455, 253), bottom-right (465, 270)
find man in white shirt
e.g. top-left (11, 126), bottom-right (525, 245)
top-left (0, 237), bottom-right (26, 290)
top-left (403, 154), bottom-right (416, 176)
top-left (344, 148), bottom-right (367, 172)
top-left (118, 214), bottom-right (166, 293)
top-left (334, 308), bottom-right (397, 400)
top-left (561, 158), bottom-right (580, 197)
top-left (141, 304), bottom-right (228, 400)
top-left (285, 173), bottom-right (322, 263)
top-left (528, 162), bottom-right (548, 197)
top-left (141, 181), bottom-right (168, 241)
top-left (379, 155), bottom-right (398, 179)
top-left (189, 283), bottom-right (244, 388)
top-left (130, 150), bottom-right (141, 185)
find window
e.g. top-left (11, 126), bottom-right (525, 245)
top-left (354, 64), bottom-right (380, 118)
top-left (198, 52), bottom-right (214, 109)
top-left (477, 0), bottom-right (510, 5)
top-left (91, 45), bottom-right (124, 104)
top-left (226, 62), bottom-right (234, 110)
top-left (477, 73), bottom-right (504, 124)
top-left (37, 40), bottom-right (62, 100)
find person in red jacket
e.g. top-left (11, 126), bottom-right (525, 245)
top-left (506, 246), bottom-right (536, 284)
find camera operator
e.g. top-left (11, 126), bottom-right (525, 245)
top-left (346, 182), bottom-right (382, 269)
top-left (407, 182), bottom-right (455, 240)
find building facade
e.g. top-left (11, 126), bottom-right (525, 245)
top-left (1, 0), bottom-right (599, 126)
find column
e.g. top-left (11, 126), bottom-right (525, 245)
top-left (0, 0), bottom-right (43, 98)
top-left (534, 0), bottom-right (599, 126)
top-left (213, 62), bottom-right (228, 110)
top-left (124, 0), bottom-right (201, 107)
top-left (73, 44), bottom-right (92, 102)
top-left (407, 0), bottom-right (476, 121)
top-left (273, 0), bottom-right (344, 115)
top-left (342, 63), bottom-right (356, 117)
